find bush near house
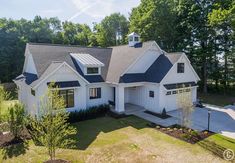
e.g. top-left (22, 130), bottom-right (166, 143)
top-left (68, 104), bottom-right (110, 123)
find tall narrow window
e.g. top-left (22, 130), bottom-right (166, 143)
top-left (89, 88), bottom-right (101, 99)
top-left (149, 91), bottom-right (154, 98)
top-left (177, 63), bottom-right (184, 73)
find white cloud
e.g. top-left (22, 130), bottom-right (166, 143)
top-left (68, 0), bottom-right (140, 21)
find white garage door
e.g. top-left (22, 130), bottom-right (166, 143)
top-left (165, 94), bottom-right (177, 111)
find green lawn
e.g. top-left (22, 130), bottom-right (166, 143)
top-left (198, 93), bottom-right (235, 106)
top-left (0, 116), bottom-right (234, 163)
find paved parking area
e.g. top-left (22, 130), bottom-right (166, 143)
top-left (168, 106), bottom-right (235, 139)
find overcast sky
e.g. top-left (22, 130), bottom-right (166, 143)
top-left (0, 0), bottom-right (140, 26)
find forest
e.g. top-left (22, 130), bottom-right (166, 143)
top-left (0, 0), bottom-right (234, 95)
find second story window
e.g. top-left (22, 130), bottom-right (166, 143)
top-left (177, 63), bottom-right (184, 73)
top-left (87, 67), bottom-right (99, 75)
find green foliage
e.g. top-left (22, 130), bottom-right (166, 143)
top-left (27, 83), bottom-right (76, 161)
top-left (95, 13), bottom-right (129, 47)
top-left (68, 104), bottom-right (110, 123)
top-left (0, 86), bottom-right (11, 122)
top-left (8, 103), bottom-right (25, 139)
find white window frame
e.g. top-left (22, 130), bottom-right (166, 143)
top-left (85, 67), bottom-right (101, 75)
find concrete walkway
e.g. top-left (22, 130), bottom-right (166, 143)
top-left (124, 103), bottom-right (178, 127)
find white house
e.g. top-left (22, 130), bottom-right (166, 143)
top-left (14, 33), bottom-right (200, 116)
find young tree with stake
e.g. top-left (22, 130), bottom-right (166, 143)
top-left (28, 83), bottom-right (77, 161)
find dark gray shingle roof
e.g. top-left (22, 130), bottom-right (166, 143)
top-left (27, 43), bottom-right (112, 83)
top-left (24, 42), bottom-right (183, 85)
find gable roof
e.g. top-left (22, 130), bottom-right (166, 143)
top-left (27, 43), bottom-right (112, 83)
top-left (106, 41), bottom-right (156, 83)
top-left (119, 54), bottom-right (178, 83)
top-left (20, 42), bottom-right (187, 86)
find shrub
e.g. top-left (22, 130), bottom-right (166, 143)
top-left (162, 108), bottom-right (167, 117)
top-left (8, 103), bottom-right (25, 139)
top-left (68, 104), bottom-right (110, 123)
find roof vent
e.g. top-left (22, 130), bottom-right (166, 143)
top-left (128, 32), bottom-right (140, 47)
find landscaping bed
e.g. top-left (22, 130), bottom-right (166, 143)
top-left (0, 128), bottom-right (30, 147)
top-left (144, 110), bottom-right (171, 119)
top-left (149, 123), bottom-right (214, 144)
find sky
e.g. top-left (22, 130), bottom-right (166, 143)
top-left (0, 0), bottom-right (140, 26)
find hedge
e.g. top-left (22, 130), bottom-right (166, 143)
top-left (67, 104), bottom-right (110, 123)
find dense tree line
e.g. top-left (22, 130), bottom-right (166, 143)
top-left (130, 0), bottom-right (235, 94)
top-left (0, 13), bottom-right (129, 82)
top-left (0, 0), bottom-right (234, 95)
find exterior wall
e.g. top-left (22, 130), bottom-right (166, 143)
top-left (124, 84), bottom-right (161, 113)
top-left (25, 53), bottom-right (37, 74)
top-left (159, 86), bottom-right (197, 112)
top-left (35, 64), bottom-right (87, 114)
top-left (159, 55), bottom-right (199, 112)
top-left (21, 64), bottom-right (113, 115)
top-left (126, 50), bottom-right (160, 74)
top-left (86, 83), bottom-right (113, 108)
top-left (161, 55), bottom-right (199, 84)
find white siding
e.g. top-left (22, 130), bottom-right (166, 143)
top-left (159, 55), bottom-right (199, 112)
top-left (126, 50), bottom-right (160, 74)
top-left (86, 83), bottom-right (113, 108)
top-left (25, 53), bottom-right (37, 74)
top-left (124, 84), bottom-right (161, 113)
top-left (161, 55), bottom-right (199, 84)
top-left (36, 64), bottom-right (87, 113)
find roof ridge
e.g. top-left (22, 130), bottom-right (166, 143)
top-left (27, 42), bottom-right (112, 50)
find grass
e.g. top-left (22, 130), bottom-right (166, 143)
top-left (198, 92), bottom-right (235, 106)
top-left (0, 116), bottom-right (233, 163)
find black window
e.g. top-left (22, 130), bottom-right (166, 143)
top-left (134, 37), bottom-right (139, 41)
top-left (149, 91), bottom-right (154, 98)
top-left (87, 67), bottom-right (99, 74)
top-left (177, 63), bottom-right (184, 73)
top-left (31, 89), bottom-right (35, 96)
top-left (89, 88), bottom-right (101, 99)
top-left (166, 91), bottom-right (171, 95)
top-left (129, 37), bottom-right (133, 41)
top-left (59, 89), bottom-right (74, 108)
top-left (172, 90), bottom-right (178, 94)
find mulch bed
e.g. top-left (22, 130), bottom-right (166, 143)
top-left (148, 123), bottom-right (214, 144)
top-left (0, 129), bottom-right (31, 147)
top-left (144, 110), bottom-right (171, 119)
top-left (44, 159), bottom-right (70, 163)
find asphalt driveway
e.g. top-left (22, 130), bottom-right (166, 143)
top-left (168, 105), bottom-right (235, 139)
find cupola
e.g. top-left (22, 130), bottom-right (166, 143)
top-left (128, 32), bottom-right (140, 47)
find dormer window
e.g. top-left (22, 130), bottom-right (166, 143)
top-left (70, 53), bottom-right (104, 75)
top-left (87, 67), bottom-right (99, 74)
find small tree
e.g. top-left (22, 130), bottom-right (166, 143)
top-left (28, 83), bottom-right (76, 161)
top-left (176, 87), bottom-right (194, 128)
top-left (0, 86), bottom-right (11, 123)
top-left (8, 103), bottom-right (25, 139)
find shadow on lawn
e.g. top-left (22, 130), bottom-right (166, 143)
top-left (2, 141), bottom-right (29, 159)
top-left (71, 116), bottom-right (147, 150)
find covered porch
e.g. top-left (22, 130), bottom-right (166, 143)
top-left (112, 83), bottom-right (146, 114)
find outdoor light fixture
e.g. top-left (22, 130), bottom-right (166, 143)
top-left (207, 109), bottom-right (212, 132)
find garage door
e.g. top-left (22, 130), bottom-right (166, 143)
top-left (165, 94), bottom-right (177, 111)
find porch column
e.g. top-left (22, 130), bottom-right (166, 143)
top-left (115, 86), bottom-right (125, 113)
